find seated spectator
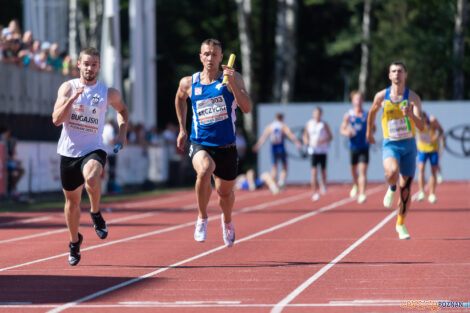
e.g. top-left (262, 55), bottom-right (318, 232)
top-left (235, 169), bottom-right (280, 195)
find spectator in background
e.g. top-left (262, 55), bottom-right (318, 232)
top-left (20, 30), bottom-right (33, 50)
top-left (2, 19), bottom-right (22, 39)
top-left (18, 31), bottom-right (35, 68)
top-left (47, 42), bottom-right (62, 72)
top-left (0, 126), bottom-right (25, 200)
top-left (2, 37), bottom-right (22, 65)
top-left (33, 41), bottom-right (50, 70)
top-left (61, 53), bottom-right (79, 77)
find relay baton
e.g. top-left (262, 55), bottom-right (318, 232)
top-left (113, 142), bottom-right (122, 153)
top-left (222, 54), bottom-right (236, 85)
top-left (400, 101), bottom-right (412, 131)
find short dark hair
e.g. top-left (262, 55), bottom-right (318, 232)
top-left (275, 113), bottom-right (284, 120)
top-left (79, 47), bottom-right (100, 61)
top-left (201, 38), bottom-right (222, 50)
top-left (314, 106), bottom-right (323, 114)
top-left (390, 61), bottom-right (407, 72)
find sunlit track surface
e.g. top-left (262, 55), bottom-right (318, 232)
top-left (0, 182), bottom-right (469, 313)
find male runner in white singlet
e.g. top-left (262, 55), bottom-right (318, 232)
top-left (52, 47), bottom-right (128, 265)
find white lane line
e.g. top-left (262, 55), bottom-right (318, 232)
top-left (0, 299), bottom-right (446, 308)
top-left (0, 300), bottom-right (408, 309)
top-left (270, 208), bottom-right (397, 313)
top-left (44, 186), bottom-right (382, 313)
top-left (0, 215), bottom-right (56, 227)
top-left (0, 190), bottom-right (308, 272)
top-left (0, 190), bottom-right (266, 245)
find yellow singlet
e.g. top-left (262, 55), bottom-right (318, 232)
top-left (381, 87), bottom-right (415, 140)
top-left (417, 122), bottom-right (438, 152)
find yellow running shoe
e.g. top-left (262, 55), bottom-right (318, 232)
top-left (396, 224), bottom-right (411, 240)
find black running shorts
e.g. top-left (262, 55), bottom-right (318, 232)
top-left (188, 142), bottom-right (239, 181)
top-left (350, 148), bottom-right (369, 165)
top-left (311, 153), bottom-right (327, 170)
top-left (60, 149), bottom-right (107, 191)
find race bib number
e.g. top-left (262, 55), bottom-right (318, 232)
top-left (69, 104), bottom-right (100, 134)
top-left (387, 118), bottom-right (412, 140)
top-left (196, 96), bottom-right (228, 125)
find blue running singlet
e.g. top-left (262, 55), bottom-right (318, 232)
top-left (190, 72), bottom-right (237, 146)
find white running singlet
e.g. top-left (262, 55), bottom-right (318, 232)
top-left (306, 119), bottom-right (329, 154)
top-left (57, 79), bottom-right (108, 157)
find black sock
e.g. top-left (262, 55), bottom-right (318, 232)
top-left (390, 185), bottom-right (397, 192)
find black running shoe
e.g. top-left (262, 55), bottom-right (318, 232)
top-left (90, 211), bottom-right (108, 239)
top-left (69, 233), bottom-right (83, 266)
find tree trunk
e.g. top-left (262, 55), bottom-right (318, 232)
top-left (453, 0), bottom-right (467, 100)
top-left (235, 0), bottom-right (255, 135)
top-left (359, 0), bottom-right (371, 98)
top-left (68, 0), bottom-right (79, 60)
top-left (89, 0), bottom-right (104, 49)
top-left (272, 0), bottom-right (298, 103)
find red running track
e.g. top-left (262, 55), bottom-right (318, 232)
top-left (0, 182), bottom-right (469, 313)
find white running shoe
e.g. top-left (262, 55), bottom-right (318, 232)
top-left (383, 188), bottom-right (395, 209)
top-left (436, 173), bottom-right (443, 184)
top-left (194, 217), bottom-right (208, 242)
top-left (221, 215), bottom-right (235, 247)
top-left (396, 224), bottom-right (411, 240)
top-left (357, 194), bottom-right (367, 204)
top-left (320, 184), bottom-right (327, 195)
top-left (312, 193), bottom-right (320, 202)
top-left (417, 192), bottom-right (425, 201)
top-left (428, 193), bottom-right (437, 204)
top-left (350, 184), bottom-right (358, 198)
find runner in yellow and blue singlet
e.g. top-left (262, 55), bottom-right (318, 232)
top-left (367, 61), bottom-right (424, 240)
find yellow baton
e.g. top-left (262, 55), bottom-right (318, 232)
top-left (222, 54), bottom-right (236, 85)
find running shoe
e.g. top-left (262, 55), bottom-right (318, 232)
top-left (428, 193), bottom-right (437, 204)
top-left (221, 214), bottom-right (235, 247)
top-left (320, 183), bottom-right (327, 195)
top-left (194, 217), bottom-right (208, 242)
top-left (436, 173), bottom-right (443, 184)
top-left (69, 233), bottom-right (83, 266)
top-left (270, 185), bottom-right (280, 195)
top-left (357, 194), bottom-right (367, 204)
top-left (417, 191), bottom-right (425, 201)
top-left (383, 188), bottom-right (395, 209)
top-left (395, 224), bottom-right (411, 240)
top-left (312, 193), bottom-right (320, 202)
top-left (90, 211), bottom-right (108, 239)
top-left (350, 184), bottom-right (358, 198)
